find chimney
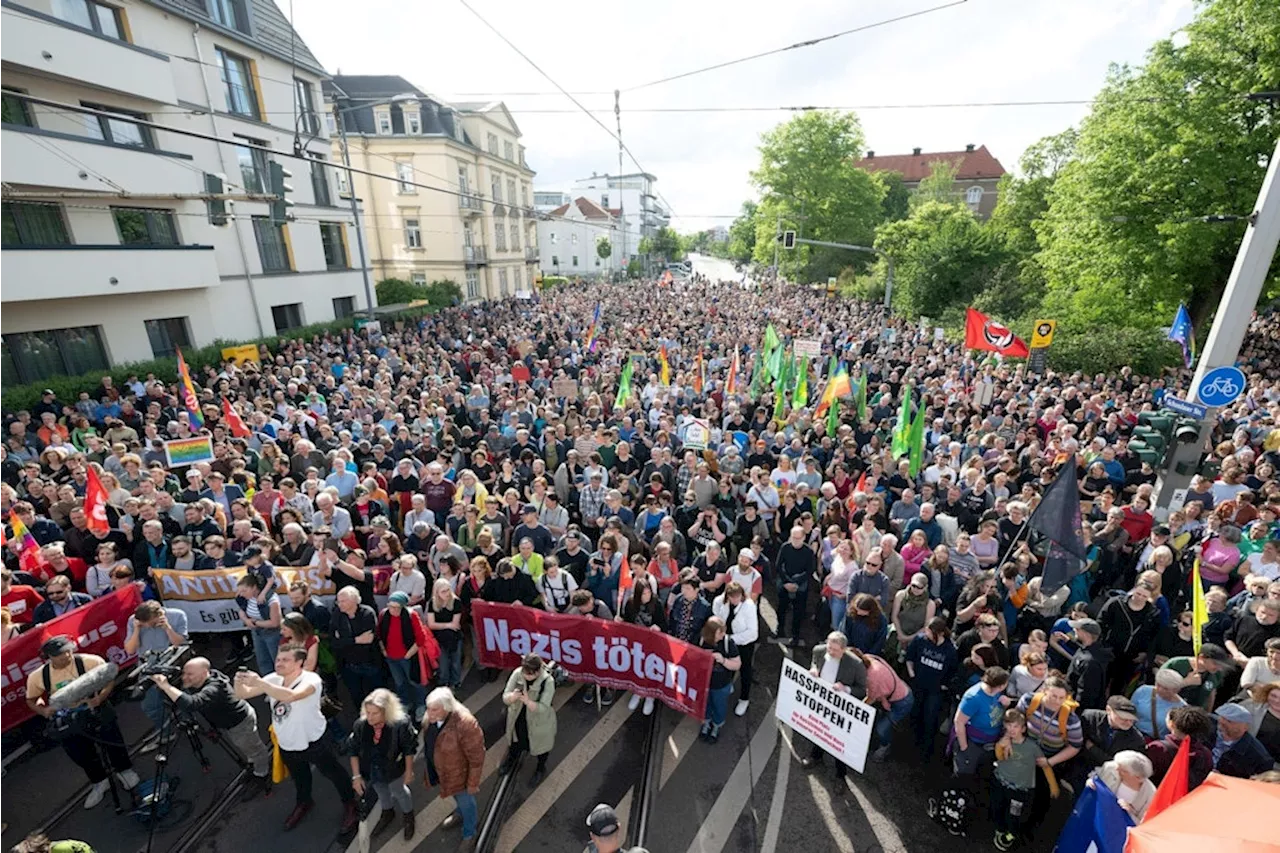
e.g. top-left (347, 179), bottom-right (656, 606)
top-left (866, 150), bottom-right (875, 158)
top-left (965, 143), bottom-right (975, 152)
top-left (912, 147), bottom-right (922, 156)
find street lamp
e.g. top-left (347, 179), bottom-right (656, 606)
top-left (333, 92), bottom-right (417, 317)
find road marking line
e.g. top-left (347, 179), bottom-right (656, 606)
top-left (615, 787), bottom-right (634, 839)
top-left (660, 715), bottom-right (703, 790)
top-left (494, 696), bottom-right (638, 853)
top-left (758, 597), bottom-right (779, 637)
top-left (759, 721), bottom-right (791, 853)
top-left (842, 772), bottom-right (908, 853)
top-left (682, 699), bottom-right (778, 853)
top-left (363, 681), bottom-right (578, 853)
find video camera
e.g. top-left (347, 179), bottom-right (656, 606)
top-left (126, 645), bottom-right (192, 698)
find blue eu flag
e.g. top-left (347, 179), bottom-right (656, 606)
top-left (1168, 304), bottom-right (1195, 369)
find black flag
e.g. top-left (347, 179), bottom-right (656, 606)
top-left (1029, 454), bottom-right (1089, 594)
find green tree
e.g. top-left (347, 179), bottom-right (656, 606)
top-left (639, 226), bottom-right (684, 262)
top-left (596, 237), bottom-right (612, 260)
top-left (727, 200), bottom-right (758, 263)
top-left (910, 160), bottom-right (961, 210)
top-left (749, 111), bottom-right (885, 281)
top-left (375, 278), bottom-right (421, 305)
top-left (874, 201), bottom-right (1006, 317)
top-left (874, 171), bottom-right (911, 223)
top-left (1035, 0), bottom-right (1280, 328)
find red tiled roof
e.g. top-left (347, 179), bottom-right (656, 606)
top-left (574, 197), bottom-right (612, 219)
top-left (550, 203), bottom-right (571, 216)
top-left (854, 145), bottom-right (1006, 182)
top-left (607, 208), bottom-right (622, 218)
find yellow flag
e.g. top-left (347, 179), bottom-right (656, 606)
top-left (659, 346), bottom-right (671, 385)
top-left (1191, 557), bottom-right (1207, 656)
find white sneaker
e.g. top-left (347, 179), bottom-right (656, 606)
top-left (628, 694), bottom-right (642, 711)
top-left (117, 769), bottom-right (140, 790)
top-left (735, 699), bottom-right (750, 717)
top-left (643, 698), bottom-right (655, 716)
top-left (84, 779), bottom-right (110, 809)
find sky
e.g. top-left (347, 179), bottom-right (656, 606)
top-left (293, 0), bottom-right (1196, 231)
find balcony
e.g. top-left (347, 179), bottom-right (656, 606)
top-left (525, 247), bottom-right (540, 261)
top-left (2, 245), bottom-right (218, 303)
top-left (458, 193), bottom-right (484, 216)
top-left (3, 127), bottom-right (201, 195)
top-left (493, 201), bottom-right (506, 217)
top-left (463, 245), bottom-right (488, 265)
top-left (2, 7), bottom-right (176, 104)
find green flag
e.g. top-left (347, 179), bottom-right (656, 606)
top-left (827, 391), bottom-right (840, 437)
top-left (908, 395), bottom-right (927, 477)
top-left (614, 357), bottom-right (634, 409)
top-left (749, 351), bottom-right (764, 399)
top-left (766, 339), bottom-right (784, 381)
top-left (764, 323), bottom-right (780, 355)
top-left (792, 356), bottom-right (809, 408)
top-left (891, 384), bottom-right (913, 460)
top-left (856, 368), bottom-right (868, 423)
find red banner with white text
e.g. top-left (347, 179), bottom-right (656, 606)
top-left (1, 584), bottom-right (142, 732)
top-left (471, 601), bottom-right (714, 719)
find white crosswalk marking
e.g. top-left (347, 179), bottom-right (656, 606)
top-left (682, 698), bottom-right (779, 853)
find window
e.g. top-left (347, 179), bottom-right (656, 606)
top-left (216, 48), bottom-right (259, 119)
top-left (465, 270), bottom-right (479, 300)
top-left (52, 0), bottom-right (122, 39)
top-left (487, 133), bottom-right (499, 155)
top-left (2, 89), bottom-right (33, 127)
top-left (208, 0), bottom-right (250, 34)
top-left (82, 102), bottom-right (151, 148)
top-left (494, 223), bottom-right (506, 252)
top-left (966, 186), bottom-right (984, 205)
top-left (522, 185), bottom-right (530, 207)
top-left (318, 222), bottom-right (348, 269)
top-left (463, 225), bottom-right (474, 248)
top-left (572, 255), bottom-right (579, 266)
top-left (2, 327), bottom-right (108, 385)
top-left (325, 112), bottom-right (337, 135)
top-left (310, 156), bottom-right (332, 206)
top-left (396, 162), bottom-right (415, 194)
top-left (551, 255), bottom-right (559, 267)
top-left (510, 223), bottom-right (520, 250)
top-left (491, 175), bottom-right (503, 204)
top-left (601, 193), bottom-right (609, 208)
top-left (252, 216), bottom-right (291, 272)
top-left (498, 269), bottom-right (508, 295)
top-left (507, 179), bottom-right (517, 210)
top-left (457, 163), bottom-right (470, 194)
top-left (271, 303), bottom-right (303, 334)
top-left (234, 137), bottom-right (268, 192)
top-left (113, 207), bottom-right (178, 246)
top-left (375, 110), bottom-right (392, 135)
top-left (549, 232), bottom-right (557, 245)
top-left (406, 110), bottom-right (421, 135)
top-left (294, 79), bottom-right (320, 136)
top-left (332, 296), bottom-right (356, 319)
top-left (514, 268), bottom-right (522, 290)
top-left (411, 272), bottom-right (427, 286)
top-left (336, 169), bottom-right (350, 196)
top-left (2, 202), bottom-right (70, 246)
top-left (504, 141), bottom-right (515, 162)
top-left (571, 233), bottom-right (578, 245)
top-left (404, 218), bottom-right (421, 249)
top-left (144, 318), bottom-right (191, 359)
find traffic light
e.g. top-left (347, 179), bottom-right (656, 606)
top-left (782, 230), bottom-right (796, 249)
top-left (269, 162), bottom-right (294, 226)
top-left (1173, 418), bottom-right (1201, 445)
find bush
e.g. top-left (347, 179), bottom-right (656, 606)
top-left (1046, 323), bottom-right (1178, 376)
top-left (376, 278), bottom-right (463, 307)
top-left (540, 276), bottom-right (569, 290)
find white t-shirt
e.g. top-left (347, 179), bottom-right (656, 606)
top-left (264, 669), bottom-right (326, 751)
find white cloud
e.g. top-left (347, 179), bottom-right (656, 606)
top-left (292, 0), bottom-right (1196, 230)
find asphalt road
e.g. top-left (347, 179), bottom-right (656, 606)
top-left (688, 253), bottom-right (739, 283)
top-left (2, 606), bottom-right (1069, 853)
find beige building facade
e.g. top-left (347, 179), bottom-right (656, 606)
top-left (326, 76), bottom-right (538, 301)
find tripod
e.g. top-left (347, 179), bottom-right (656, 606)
top-left (137, 693), bottom-right (249, 853)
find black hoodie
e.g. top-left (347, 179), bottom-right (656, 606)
top-left (1066, 641), bottom-right (1114, 711)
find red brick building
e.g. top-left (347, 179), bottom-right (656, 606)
top-left (854, 144), bottom-right (1007, 219)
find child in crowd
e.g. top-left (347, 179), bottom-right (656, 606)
top-left (991, 708), bottom-right (1046, 850)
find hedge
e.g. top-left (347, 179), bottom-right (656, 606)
top-left (1, 306), bottom-right (439, 413)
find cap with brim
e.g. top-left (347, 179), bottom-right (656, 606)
top-left (41, 635), bottom-right (75, 658)
top-left (241, 545), bottom-right (264, 561)
top-left (1106, 696), bottom-right (1138, 719)
top-left (739, 548), bottom-right (755, 561)
top-left (1215, 703), bottom-right (1252, 724)
top-left (1069, 618), bottom-right (1102, 638)
top-left (586, 803), bottom-right (620, 837)
top-left (910, 574), bottom-right (929, 589)
top-left (523, 504), bottom-right (538, 514)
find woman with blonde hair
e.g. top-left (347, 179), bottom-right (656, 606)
top-left (349, 688), bottom-right (418, 845)
top-left (452, 469), bottom-right (489, 510)
top-left (427, 578), bottom-right (464, 691)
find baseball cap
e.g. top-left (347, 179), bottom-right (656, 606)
top-left (909, 573), bottom-right (929, 590)
top-left (1215, 703), bottom-right (1252, 724)
top-left (41, 635), bottom-right (75, 658)
top-left (1106, 696), bottom-right (1138, 720)
top-left (586, 803), bottom-right (620, 838)
top-left (241, 545), bottom-right (265, 561)
top-left (523, 504), bottom-right (539, 515)
top-left (739, 548), bottom-right (755, 562)
top-left (1068, 618), bottom-right (1102, 639)
top-left (42, 389), bottom-right (55, 396)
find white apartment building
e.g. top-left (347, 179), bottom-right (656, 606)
top-left (536, 197), bottom-right (619, 279)
top-left (1, 0), bottom-right (369, 383)
top-left (569, 171), bottom-right (669, 262)
top-left (325, 76), bottom-right (538, 302)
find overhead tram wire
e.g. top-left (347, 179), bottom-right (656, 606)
top-left (455, 0), bottom-right (681, 222)
top-left (622, 0), bottom-right (970, 92)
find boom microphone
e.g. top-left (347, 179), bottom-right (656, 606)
top-left (50, 661), bottom-right (120, 709)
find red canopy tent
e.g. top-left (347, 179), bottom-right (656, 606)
top-left (1125, 773), bottom-right (1280, 853)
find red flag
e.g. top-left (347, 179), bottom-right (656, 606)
top-left (1145, 736), bottom-right (1191, 822)
top-left (83, 466), bottom-right (111, 534)
top-left (964, 308), bottom-right (1029, 358)
top-left (221, 397), bottom-right (251, 438)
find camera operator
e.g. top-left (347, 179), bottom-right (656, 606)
top-left (124, 600), bottom-right (189, 750)
top-left (149, 657), bottom-right (273, 800)
top-left (25, 635), bottom-right (139, 809)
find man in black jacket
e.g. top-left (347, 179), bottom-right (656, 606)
top-left (482, 558), bottom-right (540, 607)
top-left (775, 525), bottom-right (816, 647)
top-left (1066, 619), bottom-right (1114, 711)
top-left (150, 657), bottom-right (272, 798)
top-left (1078, 696), bottom-right (1146, 774)
top-left (330, 587), bottom-right (384, 707)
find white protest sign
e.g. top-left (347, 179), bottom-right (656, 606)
top-left (683, 418), bottom-right (710, 451)
top-left (794, 338), bottom-right (822, 359)
top-left (775, 656), bottom-right (875, 773)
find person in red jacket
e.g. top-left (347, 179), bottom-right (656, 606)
top-left (1, 567), bottom-right (43, 625)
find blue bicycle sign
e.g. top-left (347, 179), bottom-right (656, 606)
top-left (1196, 366), bottom-right (1247, 407)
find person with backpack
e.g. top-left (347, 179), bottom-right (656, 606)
top-left (500, 654), bottom-right (558, 786)
top-left (539, 557), bottom-right (579, 614)
top-left (1016, 675), bottom-right (1082, 822)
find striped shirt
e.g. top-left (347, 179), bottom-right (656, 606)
top-left (1015, 693), bottom-right (1084, 757)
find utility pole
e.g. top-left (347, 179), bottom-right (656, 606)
top-left (615, 89), bottom-right (625, 277)
top-left (337, 110), bottom-right (375, 317)
top-left (1155, 135), bottom-right (1280, 515)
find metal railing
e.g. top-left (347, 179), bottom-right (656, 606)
top-left (463, 245), bottom-right (488, 263)
top-left (458, 192), bottom-right (484, 212)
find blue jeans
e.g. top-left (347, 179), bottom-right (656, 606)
top-left (829, 595), bottom-right (848, 633)
top-left (436, 641), bottom-right (463, 689)
top-left (341, 662), bottom-right (385, 708)
top-left (386, 657), bottom-right (426, 713)
top-left (454, 790), bottom-right (478, 839)
top-left (874, 692), bottom-right (914, 747)
top-left (142, 682), bottom-right (169, 737)
top-left (251, 628), bottom-right (281, 676)
top-left (704, 684), bottom-right (733, 727)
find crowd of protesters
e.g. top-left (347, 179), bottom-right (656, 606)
top-left (5, 277), bottom-right (1280, 850)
